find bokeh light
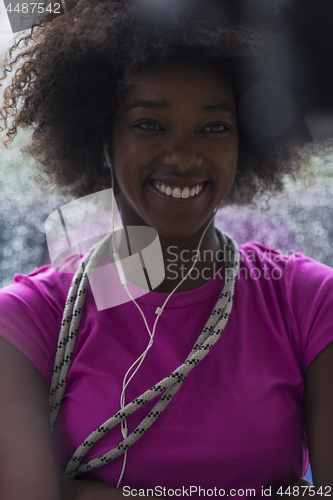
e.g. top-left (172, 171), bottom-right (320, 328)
top-left (1, 131), bottom-right (333, 289)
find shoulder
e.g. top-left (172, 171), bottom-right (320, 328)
top-left (237, 240), bottom-right (289, 280)
top-left (238, 240), bottom-right (333, 283)
top-left (0, 253), bottom-right (83, 384)
top-left (3, 252), bottom-right (83, 315)
top-left (236, 240), bottom-right (333, 374)
top-left (237, 239), bottom-right (333, 312)
top-left (238, 240), bottom-right (289, 266)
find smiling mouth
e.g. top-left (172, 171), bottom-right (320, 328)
top-left (152, 180), bottom-right (205, 198)
top-left (147, 179), bottom-right (211, 204)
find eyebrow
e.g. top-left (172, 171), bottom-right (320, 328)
top-left (199, 102), bottom-right (235, 115)
top-left (126, 99), bottom-right (171, 112)
top-left (125, 99), bottom-right (235, 115)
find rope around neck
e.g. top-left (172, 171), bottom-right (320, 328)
top-left (49, 228), bottom-right (239, 478)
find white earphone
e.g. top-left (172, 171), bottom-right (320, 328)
top-left (103, 142), bottom-right (218, 486)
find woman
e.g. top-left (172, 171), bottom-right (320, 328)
top-left (0, 1), bottom-right (332, 499)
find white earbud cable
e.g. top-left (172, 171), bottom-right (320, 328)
top-left (104, 143), bottom-right (218, 486)
top-left (48, 144), bottom-right (238, 485)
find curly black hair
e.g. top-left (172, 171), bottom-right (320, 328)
top-left (0, 0), bottom-right (316, 206)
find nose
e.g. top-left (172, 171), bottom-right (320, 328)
top-left (163, 136), bottom-right (202, 170)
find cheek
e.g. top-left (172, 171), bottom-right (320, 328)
top-left (225, 145), bottom-right (239, 178)
top-left (112, 136), bottom-right (140, 185)
top-left (113, 129), bottom-right (154, 167)
top-left (210, 140), bottom-right (238, 179)
top-left (224, 135), bottom-right (239, 171)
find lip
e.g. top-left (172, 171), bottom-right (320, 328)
top-left (146, 179), bottom-right (211, 206)
top-left (149, 178), bottom-right (209, 188)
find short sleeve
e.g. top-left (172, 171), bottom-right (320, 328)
top-left (286, 252), bottom-right (333, 375)
top-left (0, 254), bottom-right (81, 384)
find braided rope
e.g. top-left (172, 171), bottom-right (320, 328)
top-left (49, 229), bottom-right (239, 478)
top-left (49, 233), bottom-right (111, 431)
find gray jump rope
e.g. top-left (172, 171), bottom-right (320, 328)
top-left (48, 143), bottom-right (240, 483)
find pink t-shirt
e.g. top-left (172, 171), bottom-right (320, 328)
top-left (1, 238), bottom-right (333, 498)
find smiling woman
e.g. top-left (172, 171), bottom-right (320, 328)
top-left (0, 0), bottom-right (313, 205)
top-left (0, 1), bottom-right (332, 499)
top-left (110, 61), bottom-right (238, 291)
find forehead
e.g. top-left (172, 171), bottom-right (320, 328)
top-left (120, 61), bottom-right (235, 107)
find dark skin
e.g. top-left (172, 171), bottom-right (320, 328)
top-left (0, 62), bottom-right (332, 500)
top-left (110, 61), bottom-right (238, 293)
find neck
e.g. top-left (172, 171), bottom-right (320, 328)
top-left (152, 221), bottom-right (223, 294)
top-left (108, 205), bottom-right (223, 293)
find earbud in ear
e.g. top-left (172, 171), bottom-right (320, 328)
top-left (103, 142), bottom-right (113, 170)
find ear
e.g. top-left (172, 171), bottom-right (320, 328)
top-left (103, 142), bottom-right (114, 168)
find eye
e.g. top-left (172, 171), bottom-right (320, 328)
top-left (133, 121), bottom-right (165, 131)
top-left (201, 123), bottom-right (230, 133)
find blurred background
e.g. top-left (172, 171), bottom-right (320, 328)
top-left (2, 0), bottom-right (333, 482)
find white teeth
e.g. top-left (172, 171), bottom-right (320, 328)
top-left (172, 187), bottom-right (182, 198)
top-left (153, 181), bottom-right (205, 198)
top-left (181, 187), bottom-right (190, 199)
